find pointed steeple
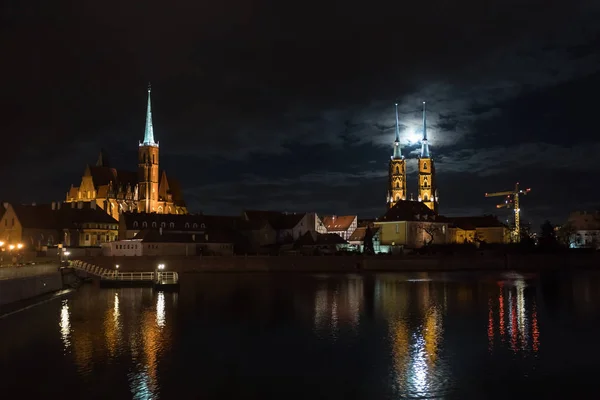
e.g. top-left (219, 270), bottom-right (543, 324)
top-left (142, 83), bottom-right (158, 147)
top-left (96, 148), bottom-right (110, 167)
top-left (392, 103), bottom-right (402, 159)
top-left (420, 101), bottom-right (430, 158)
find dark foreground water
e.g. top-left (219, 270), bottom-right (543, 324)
top-left (1, 271), bottom-right (600, 399)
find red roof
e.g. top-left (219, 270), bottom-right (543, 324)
top-left (321, 215), bottom-right (356, 231)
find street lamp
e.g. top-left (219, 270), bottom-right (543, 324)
top-left (16, 243), bottom-right (23, 250)
top-left (8, 244), bottom-right (14, 250)
top-left (156, 263), bottom-right (165, 283)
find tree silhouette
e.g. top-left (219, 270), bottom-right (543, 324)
top-left (363, 225), bottom-right (375, 255)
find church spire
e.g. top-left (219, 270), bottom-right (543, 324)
top-left (392, 103), bottom-right (402, 159)
top-left (420, 101), bottom-right (430, 158)
top-left (142, 83), bottom-right (157, 147)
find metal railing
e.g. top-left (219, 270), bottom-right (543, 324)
top-left (68, 260), bottom-right (178, 283)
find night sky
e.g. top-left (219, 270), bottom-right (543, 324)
top-left (1, 1), bottom-right (599, 227)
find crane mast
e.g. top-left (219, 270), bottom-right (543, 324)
top-left (485, 182), bottom-right (531, 242)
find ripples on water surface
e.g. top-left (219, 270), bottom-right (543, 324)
top-left (1, 271), bottom-right (600, 399)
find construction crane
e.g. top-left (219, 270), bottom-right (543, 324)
top-left (485, 183), bottom-right (531, 242)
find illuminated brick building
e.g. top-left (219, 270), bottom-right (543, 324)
top-left (65, 85), bottom-right (187, 220)
top-left (387, 102), bottom-right (438, 213)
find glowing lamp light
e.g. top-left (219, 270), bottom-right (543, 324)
top-left (64, 251), bottom-right (70, 256)
top-left (8, 244), bottom-right (15, 250)
top-left (158, 263), bottom-right (165, 270)
top-left (0, 241), bottom-right (4, 247)
top-left (115, 264), bottom-right (119, 269)
top-left (16, 243), bottom-right (23, 249)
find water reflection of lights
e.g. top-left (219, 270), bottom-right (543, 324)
top-left (313, 279), bottom-right (362, 337)
top-left (489, 280), bottom-right (539, 354)
top-left (389, 306), bottom-right (443, 396)
top-left (114, 292), bottom-right (120, 322)
top-left (59, 300), bottom-right (71, 350)
top-left (156, 292), bottom-right (166, 328)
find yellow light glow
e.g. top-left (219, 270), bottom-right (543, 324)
top-left (0, 241), bottom-right (4, 247)
top-left (8, 244), bottom-right (14, 250)
top-left (16, 243), bottom-right (23, 249)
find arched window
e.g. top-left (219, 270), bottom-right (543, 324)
top-left (395, 182), bottom-right (399, 189)
top-left (133, 221), bottom-right (139, 228)
top-left (169, 222), bottom-right (174, 228)
top-left (396, 195), bottom-right (400, 201)
top-left (423, 162), bottom-right (428, 170)
top-left (161, 222), bottom-right (166, 228)
top-left (158, 206), bottom-right (163, 213)
top-left (152, 154), bottom-right (155, 164)
top-left (424, 195), bottom-right (429, 201)
top-left (185, 223), bottom-right (190, 228)
top-left (201, 223), bottom-right (206, 229)
top-left (142, 222), bottom-right (147, 228)
top-left (193, 223), bottom-right (198, 228)
top-left (152, 222), bottom-right (157, 228)
top-left (395, 166), bottom-right (399, 174)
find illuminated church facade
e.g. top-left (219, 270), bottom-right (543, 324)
top-left (65, 86), bottom-right (187, 221)
top-left (386, 102), bottom-right (439, 213)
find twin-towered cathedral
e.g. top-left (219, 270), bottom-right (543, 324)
top-left (387, 102), bottom-right (439, 213)
top-left (65, 85), bottom-right (187, 220)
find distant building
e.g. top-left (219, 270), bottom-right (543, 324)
top-left (375, 200), bottom-right (448, 250)
top-left (102, 228), bottom-right (235, 256)
top-left (242, 210), bottom-right (326, 244)
top-left (386, 103), bottom-right (407, 208)
top-left (0, 202), bottom-right (118, 250)
top-left (294, 231), bottom-right (349, 254)
top-left (386, 102), bottom-right (438, 213)
top-left (348, 225), bottom-right (382, 253)
top-left (417, 102), bottom-right (439, 213)
top-left (446, 215), bottom-right (511, 244)
top-left (321, 215), bottom-right (357, 240)
top-left (119, 212), bottom-right (208, 240)
top-left (65, 86), bottom-right (187, 220)
top-left (567, 211), bottom-right (600, 248)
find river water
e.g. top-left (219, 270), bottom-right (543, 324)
top-left (1, 271), bottom-right (600, 399)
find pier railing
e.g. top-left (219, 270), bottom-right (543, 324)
top-left (68, 260), bottom-right (178, 283)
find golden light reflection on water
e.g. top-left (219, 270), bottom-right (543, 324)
top-left (59, 300), bottom-right (71, 351)
top-left (388, 302), bottom-right (443, 396)
top-left (63, 288), bottom-right (174, 398)
top-left (156, 291), bottom-right (165, 328)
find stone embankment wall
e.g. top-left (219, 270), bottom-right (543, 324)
top-left (0, 264), bottom-right (63, 306)
top-left (75, 253), bottom-right (600, 273)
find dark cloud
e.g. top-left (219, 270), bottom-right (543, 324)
top-left (1, 0), bottom-right (599, 228)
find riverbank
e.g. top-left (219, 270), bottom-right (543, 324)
top-left (0, 288), bottom-right (74, 319)
top-left (0, 264), bottom-right (65, 307)
top-left (74, 252), bottom-right (600, 273)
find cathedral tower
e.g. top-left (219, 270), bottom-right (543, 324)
top-left (387, 103), bottom-right (407, 208)
top-left (418, 102), bottom-right (438, 213)
top-left (138, 84), bottom-right (160, 213)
